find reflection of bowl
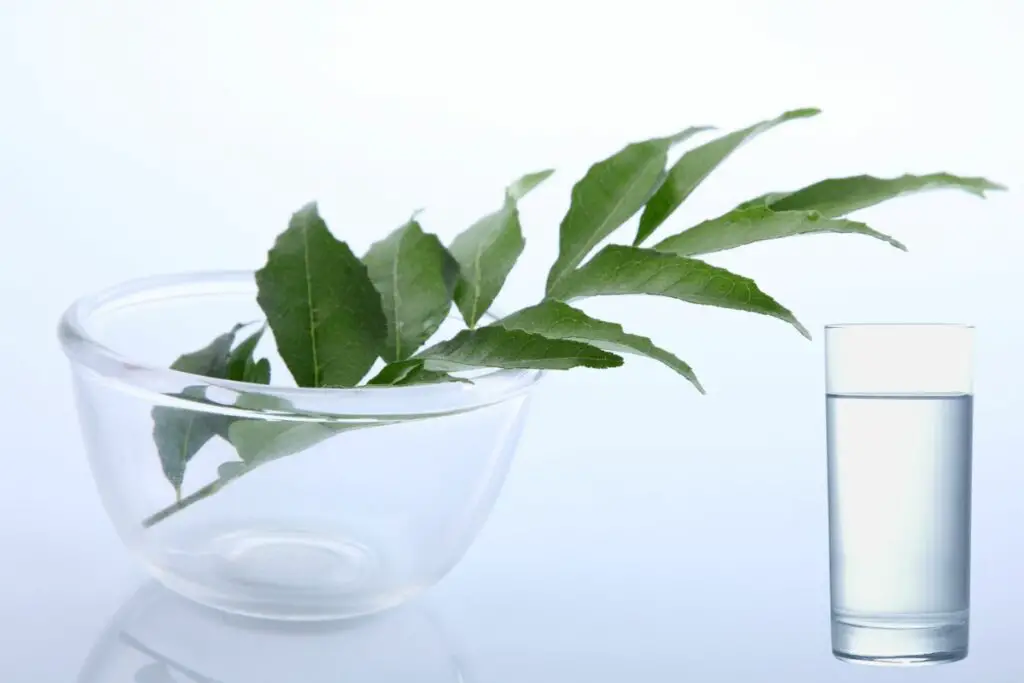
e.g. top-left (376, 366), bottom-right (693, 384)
top-left (78, 582), bottom-right (470, 683)
top-left (59, 272), bottom-right (537, 620)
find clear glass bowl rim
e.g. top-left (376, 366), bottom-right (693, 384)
top-left (58, 270), bottom-right (543, 419)
top-left (824, 323), bottom-right (974, 330)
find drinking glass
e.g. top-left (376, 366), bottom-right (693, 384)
top-left (825, 324), bottom-right (974, 664)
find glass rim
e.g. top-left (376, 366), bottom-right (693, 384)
top-left (57, 270), bottom-right (543, 419)
top-left (824, 322), bottom-right (975, 331)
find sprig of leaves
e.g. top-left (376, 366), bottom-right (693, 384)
top-left (146, 107), bottom-right (1005, 520)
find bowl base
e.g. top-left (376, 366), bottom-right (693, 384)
top-left (147, 526), bottom-right (421, 621)
top-left (216, 529), bottom-right (374, 590)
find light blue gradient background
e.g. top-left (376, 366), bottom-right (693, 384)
top-left (2, 1), bottom-right (1022, 679)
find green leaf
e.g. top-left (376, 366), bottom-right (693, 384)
top-left (363, 219), bottom-right (460, 361)
top-left (416, 327), bottom-right (624, 371)
top-left (151, 324), bottom-right (245, 499)
top-left (652, 206), bottom-right (905, 257)
top-left (734, 192), bottom-right (793, 211)
top-left (225, 325), bottom-right (270, 382)
top-left (495, 300), bottom-right (703, 392)
top-left (212, 385), bottom-right (414, 486)
top-left (168, 324), bottom-right (244, 375)
top-left (217, 391), bottom-right (392, 475)
top-left (634, 108), bottom-right (820, 245)
top-left (549, 245), bottom-right (810, 339)
top-left (753, 173), bottom-right (1007, 217)
top-left (255, 202), bottom-right (387, 387)
top-left (243, 358), bottom-right (271, 384)
top-left (507, 169), bottom-right (555, 200)
top-left (449, 170), bottom-right (553, 328)
top-left (365, 359), bottom-right (471, 386)
top-left (217, 461), bottom-right (247, 479)
top-left (152, 391), bottom-right (228, 500)
top-left (545, 127), bottom-right (711, 295)
top-left (227, 420), bottom-right (342, 466)
top-left (226, 416), bottom-right (398, 477)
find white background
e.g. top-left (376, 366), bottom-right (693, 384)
top-left (2, 1), bottom-right (1023, 680)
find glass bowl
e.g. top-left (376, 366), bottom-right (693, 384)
top-left (58, 272), bottom-right (539, 621)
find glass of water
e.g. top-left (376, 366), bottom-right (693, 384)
top-left (825, 324), bottom-right (974, 665)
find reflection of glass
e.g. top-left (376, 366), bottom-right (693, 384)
top-left (76, 582), bottom-right (471, 683)
top-left (826, 324), bottom-right (974, 665)
top-left (59, 272), bottom-right (536, 620)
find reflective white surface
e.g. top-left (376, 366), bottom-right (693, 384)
top-left (3, 0), bottom-right (1024, 680)
top-left (4, 371), bottom-right (1024, 681)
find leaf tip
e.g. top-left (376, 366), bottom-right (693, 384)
top-left (603, 354), bottom-right (626, 369)
top-left (788, 107), bottom-right (822, 119)
top-left (296, 200), bottom-right (320, 217)
top-left (507, 168), bottom-right (556, 201)
top-left (665, 125), bottom-right (716, 146)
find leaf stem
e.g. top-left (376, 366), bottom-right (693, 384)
top-left (142, 409), bottom-right (472, 529)
top-left (141, 475), bottom-right (238, 529)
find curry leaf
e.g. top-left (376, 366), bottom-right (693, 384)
top-left (363, 219), bottom-right (460, 361)
top-left (255, 202), bottom-right (387, 387)
top-left (507, 169), bottom-right (555, 201)
top-left (366, 359), bottom-right (471, 386)
top-left (653, 206), bottom-right (905, 257)
top-left (227, 420), bottom-right (342, 466)
top-left (151, 324), bottom-right (245, 499)
top-left (416, 327), bottom-right (624, 371)
top-left (634, 108), bottom-right (820, 245)
top-left (219, 393), bottom-right (344, 477)
top-left (545, 127), bottom-right (711, 295)
top-left (152, 389), bottom-right (228, 500)
top-left (168, 324), bottom-right (244, 376)
top-left (449, 170), bottom-right (553, 328)
top-left (225, 417), bottom-right (399, 477)
top-left (549, 245), bottom-right (810, 339)
top-left (749, 172), bottom-right (1006, 217)
top-left (243, 358), bottom-right (271, 384)
top-left (217, 461), bottom-right (247, 479)
top-left (226, 325), bottom-right (270, 382)
top-left (734, 192), bottom-right (796, 211)
top-left (495, 300), bottom-right (703, 392)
